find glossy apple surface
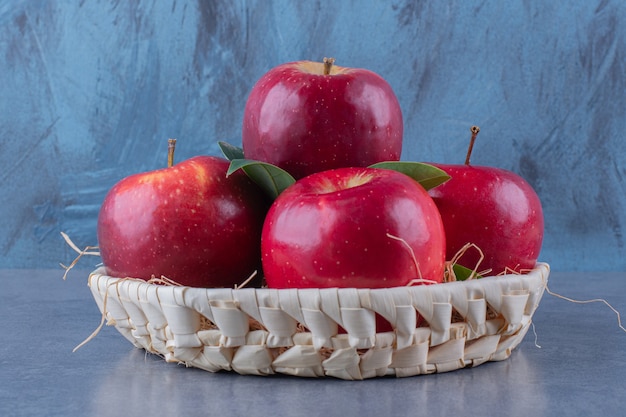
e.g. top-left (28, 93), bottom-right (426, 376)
top-left (97, 156), bottom-right (269, 288)
top-left (261, 167), bottom-right (446, 289)
top-left (428, 163), bottom-right (544, 275)
top-left (242, 59), bottom-right (403, 179)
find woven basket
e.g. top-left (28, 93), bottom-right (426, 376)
top-left (87, 262), bottom-right (549, 380)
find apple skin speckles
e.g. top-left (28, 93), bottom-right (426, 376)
top-left (97, 156), bottom-right (270, 288)
top-left (261, 167), bottom-right (446, 289)
top-left (242, 59), bottom-right (403, 180)
top-left (428, 163), bottom-right (544, 275)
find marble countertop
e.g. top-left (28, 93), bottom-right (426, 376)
top-left (1, 268), bottom-right (624, 417)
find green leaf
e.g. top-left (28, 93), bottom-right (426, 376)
top-left (218, 141), bottom-right (245, 161)
top-left (368, 161), bottom-right (450, 191)
top-left (452, 263), bottom-right (483, 281)
top-left (227, 159), bottom-right (296, 199)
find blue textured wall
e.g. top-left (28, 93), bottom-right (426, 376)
top-left (1, 1), bottom-right (625, 272)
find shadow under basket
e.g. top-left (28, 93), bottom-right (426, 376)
top-left (87, 262), bottom-right (549, 380)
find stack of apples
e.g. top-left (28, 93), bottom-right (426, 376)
top-left (97, 58), bottom-right (544, 296)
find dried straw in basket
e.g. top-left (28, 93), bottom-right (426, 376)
top-left (86, 263), bottom-right (550, 380)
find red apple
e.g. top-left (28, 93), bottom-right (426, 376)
top-left (427, 127), bottom-right (544, 275)
top-left (261, 167), bottom-right (446, 289)
top-left (242, 58), bottom-right (403, 179)
top-left (97, 143), bottom-right (269, 288)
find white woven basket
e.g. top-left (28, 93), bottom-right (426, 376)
top-left (87, 262), bottom-right (549, 380)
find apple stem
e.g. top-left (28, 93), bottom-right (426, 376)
top-left (168, 138), bottom-right (177, 167)
top-left (464, 126), bottom-right (480, 165)
top-left (323, 57), bottom-right (335, 75)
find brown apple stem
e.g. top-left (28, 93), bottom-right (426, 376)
top-left (168, 138), bottom-right (177, 167)
top-left (464, 126), bottom-right (480, 165)
top-left (323, 57), bottom-right (335, 75)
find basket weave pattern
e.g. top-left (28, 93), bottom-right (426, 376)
top-left (88, 263), bottom-right (549, 380)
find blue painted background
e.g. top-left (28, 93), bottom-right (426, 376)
top-left (1, 1), bottom-right (625, 272)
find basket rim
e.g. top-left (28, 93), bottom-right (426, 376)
top-left (89, 262), bottom-right (550, 293)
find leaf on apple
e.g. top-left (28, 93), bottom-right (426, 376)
top-left (368, 161), bottom-right (451, 191)
top-left (451, 263), bottom-right (483, 281)
top-left (218, 141), bottom-right (245, 160)
top-left (227, 159), bottom-right (296, 199)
